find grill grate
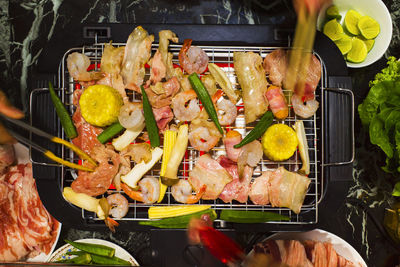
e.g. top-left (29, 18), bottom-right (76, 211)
top-left (38, 43), bottom-right (327, 225)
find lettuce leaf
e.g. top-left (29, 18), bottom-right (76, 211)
top-left (370, 109), bottom-right (394, 158)
top-left (358, 81), bottom-right (394, 125)
top-left (370, 56), bottom-right (400, 87)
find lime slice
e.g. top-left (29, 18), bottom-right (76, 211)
top-left (334, 34), bottom-right (352, 55)
top-left (363, 38), bottom-right (375, 52)
top-left (358, 16), bottom-right (380, 39)
top-left (325, 5), bottom-right (342, 20)
top-left (347, 37), bottom-right (368, 63)
top-left (344, 10), bottom-right (362, 35)
top-left (323, 19), bottom-right (344, 41)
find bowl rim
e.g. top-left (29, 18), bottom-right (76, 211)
top-left (317, 0), bottom-right (392, 68)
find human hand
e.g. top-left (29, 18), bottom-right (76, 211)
top-left (0, 91), bottom-right (24, 144)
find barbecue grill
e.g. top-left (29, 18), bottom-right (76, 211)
top-left (30, 24), bottom-right (354, 231)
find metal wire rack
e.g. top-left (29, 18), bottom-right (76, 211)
top-left (31, 41), bottom-right (328, 226)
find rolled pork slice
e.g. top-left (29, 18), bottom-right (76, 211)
top-left (233, 52), bottom-right (269, 123)
top-left (188, 154), bottom-right (232, 200)
top-left (268, 167), bottom-right (311, 214)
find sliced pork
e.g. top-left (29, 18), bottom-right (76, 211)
top-left (218, 156), bottom-right (252, 203)
top-left (249, 171), bottom-right (272, 205)
top-left (233, 52), bottom-right (269, 123)
top-left (255, 239), bottom-right (356, 267)
top-left (71, 107), bottom-right (102, 154)
top-left (71, 145), bottom-right (120, 196)
top-left (263, 49), bottom-right (321, 101)
top-left (248, 167), bottom-right (311, 214)
top-left (188, 154), bottom-right (232, 200)
top-left (0, 164), bottom-right (59, 261)
top-left (153, 106), bottom-right (173, 132)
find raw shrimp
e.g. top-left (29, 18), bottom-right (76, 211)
top-left (189, 119), bottom-right (222, 152)
top-left (179, 39), bottom-right (209, 74)
top-left (121, 177), bottom-right (160, 204)
top-left (118, 102), bottom-right (144, 129)
top-left (107, 193), bottom-right (129, 219)
top-left (171, 90), bottom-right (201, 121)
top-left (67, 52), bottom-right (103, 81)
top-left (216, 98), bottom-right (237, 125)
top-left (291, 93), bottom-right (319, 119)
top-left (171, 179), bottom-right (206, 204)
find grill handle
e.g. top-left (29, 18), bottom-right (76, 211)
top-left (322, 87), bottom-right (355, 166)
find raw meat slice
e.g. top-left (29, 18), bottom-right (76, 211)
top-left (188, 154), bottom-right (232, 200)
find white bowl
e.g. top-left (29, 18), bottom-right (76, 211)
top-left (247, 229), bottom-right (367, 266)
top-left (317, 0), bottom-right (392, 68)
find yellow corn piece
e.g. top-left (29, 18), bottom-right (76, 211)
top-left (157, 130), bottom-right (177, 203)
top-left (148, 205), bottom-right (211, 219)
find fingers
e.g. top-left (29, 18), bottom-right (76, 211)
top-left (0, 91), bottom-right (24, 119)
top-left (0, 122), bottom-right (16, 144)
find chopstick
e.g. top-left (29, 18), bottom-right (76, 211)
top-left (285, 1), bottom-right (318, 96)
top-left (2, 115), bottom-right (97, 172)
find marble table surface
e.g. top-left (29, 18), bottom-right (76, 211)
top-left (2, 0), bottom-right (400, 266)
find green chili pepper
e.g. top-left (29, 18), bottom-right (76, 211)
top-left (139, 209), bottom-right (217, 228)
top-left (140, 86), bottom-right (160, 147)
top-left (97, 121), bottom-right (124, 144)
top-left (234, 111), bottom-right (274, 148)
top-left (188, 73), bottom-right (224, 135)
top-left (64, 239), bottom-right (115, 258)
top-left (220, 210), bottom-right (290, 223)
top-left (48, 82), bottom-right (78, 139)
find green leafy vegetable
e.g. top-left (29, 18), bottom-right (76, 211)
top-left (358, 81), bottom-right (393, 125)
top-left (392, 182), bottom-right (400, 197)
top-left (358, 57), bottom-right (400, 178)
top-left (370, 57), bottom-right (400, 87)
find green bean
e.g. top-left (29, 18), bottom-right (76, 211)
top-left (188, 73), bottom-right (224, 135)
top-left (234, 111), bottom-right (273, 148)
top-left (64, 239), bottom-right (115, 257)
top-left (91, 254), bottom-right (132, 266)
top-left (140, 86), bottom-right (160, 147)
top-left (48, 82), bottom-right (78, 139)
top-left (97, 122), bottom-right (124, 144)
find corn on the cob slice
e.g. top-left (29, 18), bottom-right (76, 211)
top-left (157, 130), bottom-right (177, 203)
top-left (261, 124), bottom-right (298, 161)
top-left (148, 205), bottom-right (211, 219)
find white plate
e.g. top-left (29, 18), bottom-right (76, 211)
top-left (12, 143), bottom-right (62, 262)
top-left (48, 238), bottom-right (139, 266)
top-left (317, 0), bottom-right (392, 68)
top-left (248, 229), bottom-right (367, 266)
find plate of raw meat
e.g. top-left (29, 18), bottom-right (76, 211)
top-left (0, 143), bottom-right (61, 263)
top-left (247, 229), bottom-right (366, 267)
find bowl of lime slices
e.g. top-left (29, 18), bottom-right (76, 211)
top-left (317, 0), bottom-right (392, 68)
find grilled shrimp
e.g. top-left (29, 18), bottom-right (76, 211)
top-left (171, 179), bottom-right (206, 204)
top-left (118, 102), bottom-right (144, 129)
top-left (171, 90), bottom-right (201, 121)
top-left (121, 177), bottom-right (160, 204)
top-left (291, 93), bottom-right (319, 119)
top-left (216, 98), bottom-right (237, 125)
top-left (107, 193), bottom-right (129, 219)
top-left (189, 119), bottom-right (222, 152)
top-left (179, 39), bottom-right (208, 74)
top-left (67, 52), bottom-right (103, 81)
